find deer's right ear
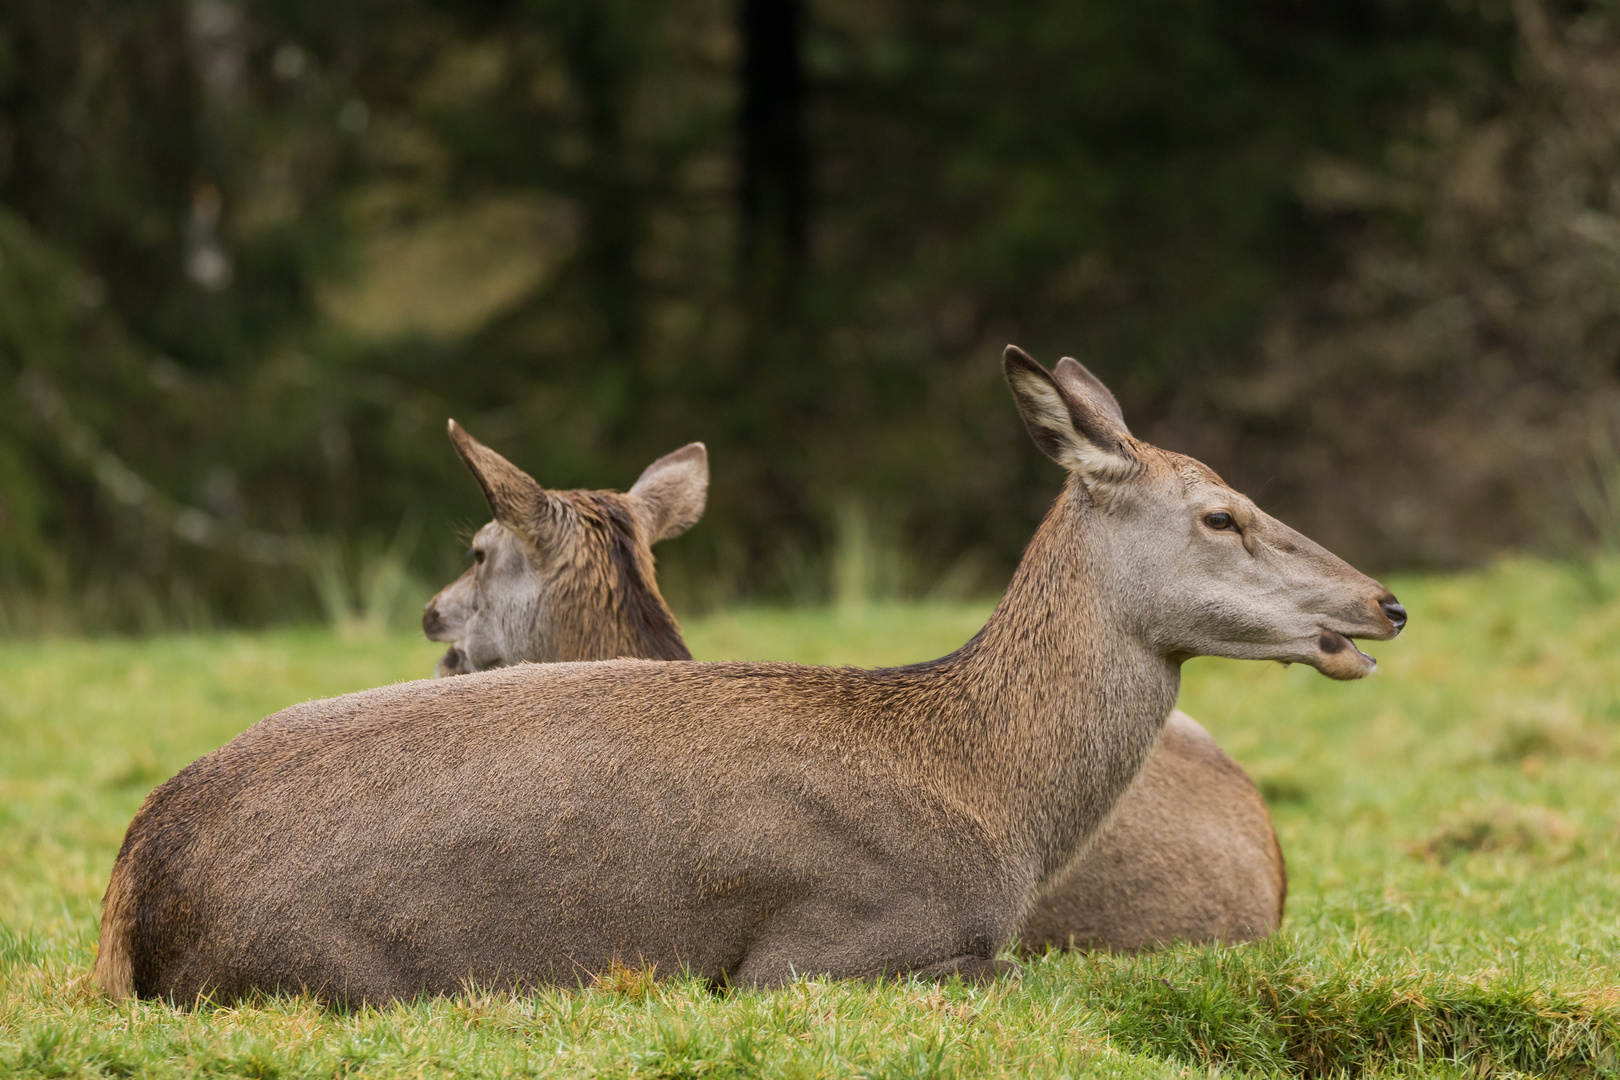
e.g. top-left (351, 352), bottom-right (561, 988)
top-left (1003, 346), bottom-right (1137, 482)
top-left (628, 442), bottom-right (708, 543)
top-left (1053, 356), bottom-right (1130, 436)
top-left (447, 420), bottom-right (552, 530)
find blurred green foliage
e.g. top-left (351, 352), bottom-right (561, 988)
top-left (0, 0), bottom-right (1548, 629)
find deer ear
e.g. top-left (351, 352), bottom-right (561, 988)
top-left (447, 420), bottom-right (551, 530)
top-left (1003, 346), bottom-right (1136, 481)
top-left (1053, 356), bottom-right (1130, 436)
top-left (628, 442), bottom-right (708, 543)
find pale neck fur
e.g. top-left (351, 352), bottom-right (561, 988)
top-left (905, 475), bottom-right (1181, 888)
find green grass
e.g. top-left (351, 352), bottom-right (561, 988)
top-left (3, 558), bottom-right (1620, 1077)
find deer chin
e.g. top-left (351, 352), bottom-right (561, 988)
top-left (1310, 629), bottom-right (1378, 681)
top-left (435, 647), bottom-right (473, 678)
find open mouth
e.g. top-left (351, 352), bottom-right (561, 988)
top-left (1314, 629), bottom-right (1379, 680)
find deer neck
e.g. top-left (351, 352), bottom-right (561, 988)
top-left (945, 476), bottom-right (1181, 884)
top-left (541, 505), bottom-right (693, 663)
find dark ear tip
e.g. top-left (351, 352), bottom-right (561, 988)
top-left (1053, 356), bottom-right (1095, 386)
top-left (446, 420), bottom-right (497, 483)
top-left (1055, 357), bottom-right (1099, 385)
top-left (447, 420), bottom-right (484, 469)
top-left (1002, 344), bottom-right (1044, 379)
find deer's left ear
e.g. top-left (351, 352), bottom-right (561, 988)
top-left (628, 442), bottom-right (708, 543)
top-left (1003, 346), bottom-right (1138, 483)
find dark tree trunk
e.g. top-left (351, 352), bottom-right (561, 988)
top-left (562, 0), bottom-right (643, 364)
top-left (739, 0), bottom-right (807, 271)
top-left (730, 0), bottom-right (817, 568)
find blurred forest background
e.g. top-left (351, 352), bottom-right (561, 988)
top-left (3, 0), bottom-right (1620, 632)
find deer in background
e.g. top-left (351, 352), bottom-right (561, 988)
top-left (94, 347), bottom-right (1403, 1002)
top-left (425, 417), bottom-right (1285, 950)
top-left (421, 423), bottom-right (706, 676)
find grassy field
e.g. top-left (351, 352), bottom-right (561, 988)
top-left (3, 557), bottom-right (1619, 1077)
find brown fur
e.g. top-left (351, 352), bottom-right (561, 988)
top-left (429, 424), bottom-right (1288, 952)
top-left (90, 840), bottom-right (138, 998)
top-left (1018, 711), bottom-right (1286, 951)
top-left (94, 347), bottom-right (1401, 1003)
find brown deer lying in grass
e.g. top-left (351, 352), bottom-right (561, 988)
top-left (426, 416), bottom-right (1284, 952)
top-left (94, 347), bottom-right (1403, 1003)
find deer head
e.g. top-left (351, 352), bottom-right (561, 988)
top-left (422, 421), bottom-right (706, 674)
top-left (1004, 346), bottom-right (1404, 679)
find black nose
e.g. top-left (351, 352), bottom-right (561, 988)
top-left (422, 602), bottom-right (444, 638)
top-left (1380, 597), bottom-right (1407, 632)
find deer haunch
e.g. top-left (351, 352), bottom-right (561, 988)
top-left (1018, 710), bottom-right (1285, 951)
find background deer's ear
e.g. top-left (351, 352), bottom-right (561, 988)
top-left (628, 442), bottom-right (708, 543)
top-left (1053, 356), bottom-right (1130, 436)
top-left (1003, 346), bottom-right (1137, 481)
top-left (447, 420), bottom-right (552, 530)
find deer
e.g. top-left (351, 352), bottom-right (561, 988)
top-left (1016, 709), bottom-right (1284, 950)
top-left (426, 418), bottom-right (1283, 952)
top-left (93, 347), bottom-right (1404, 1003)
top-left (421, 425), bottom-right (708, 678)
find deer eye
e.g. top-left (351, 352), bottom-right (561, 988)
top-left (470, 547), bottom-right (486, 564)
top-left (1203, 512), bottom-right (1237, 532)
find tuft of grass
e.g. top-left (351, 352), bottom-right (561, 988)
top-left (591, 960), bottom-right (663, 1001)
top-left (2, 556), bottom-right (1620, 1076)
top-left (0, 922), bottom-right (47, 972)
top-left (1057, 938), bottom-right (1620, 1077)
